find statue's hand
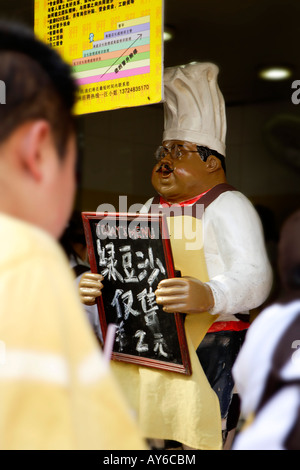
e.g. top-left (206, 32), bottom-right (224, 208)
top-left (155, 276), bottom-right (214, 314)
top-left (79, 272), bottom-right (104, 305)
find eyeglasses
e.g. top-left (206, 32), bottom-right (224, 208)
top-left (154, 144), bottom-right (199, 162)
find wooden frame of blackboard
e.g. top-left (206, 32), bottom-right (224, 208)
top-left (82, 211), bottom-right (192, 376)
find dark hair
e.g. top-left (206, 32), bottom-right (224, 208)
top-left (287, 265), bottom-right (300, 290)
top-left (279, 210), bottom-right (300, 294)
top-left (0, 21), bottom-right (77, 158)
top-left (60, 210), bottom-right (86, 263)
top-left (196, 145), bottom-right (226, 173)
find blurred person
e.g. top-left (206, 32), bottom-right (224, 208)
top-left (232, 210), bottom-right (300, 450)
top-left (60, 210), bottom-right (103, 345)
top-left (0, 21), bottom-right (146, 450)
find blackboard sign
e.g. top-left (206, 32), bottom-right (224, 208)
top-left (82, 212), bottom-right (191, 375)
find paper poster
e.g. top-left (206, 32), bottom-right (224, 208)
top-left (34, 0), bottom-right (164, 115)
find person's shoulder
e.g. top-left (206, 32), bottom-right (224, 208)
top-left (254, 300), bottom-right (300, 329)
top-left (0, 212), bottom-right (67, 269)
top-left (234, 301), bottom-right (300, 382)
top-left (245, 301), bottom-right (300, 350)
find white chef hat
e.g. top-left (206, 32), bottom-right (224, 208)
top-left (163, 62), bottom-right (227, 156)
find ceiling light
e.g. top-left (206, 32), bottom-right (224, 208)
top-left (258, 66), bottom-right (293, 81)
top-left (163, 31), bottom-right (172, 41)
top-left (164, 26), bottom-right (174, 42)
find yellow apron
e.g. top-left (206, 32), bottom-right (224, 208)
top-left (167, 214), bottom-right (218, 349)
top-left (111, 212), bottom-right (222, 450)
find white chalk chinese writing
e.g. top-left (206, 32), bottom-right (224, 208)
top-left (97, 239), bottom-right (169, 357)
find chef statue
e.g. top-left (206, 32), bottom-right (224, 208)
top-left (79, 62), bottom-right (273, 449)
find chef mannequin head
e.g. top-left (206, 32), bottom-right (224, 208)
top-left (151, 62), bottom-right (227, 204)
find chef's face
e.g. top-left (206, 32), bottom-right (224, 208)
top-left (151, 140), bottom-right (209, 203)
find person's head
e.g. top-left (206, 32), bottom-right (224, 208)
top-left (0, 21), bottom-right (77, 238)
top-left (151, 140), bottom-right (226, 203)
top-left (278, 210), bottom-right (300, 300)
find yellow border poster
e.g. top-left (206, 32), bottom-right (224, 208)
top-left (34, 0), bottom-right (164, 115)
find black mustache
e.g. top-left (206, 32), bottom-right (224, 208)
top-left (156, 163), bottom-right (174, 173)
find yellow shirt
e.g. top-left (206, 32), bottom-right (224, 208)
top-left (0, 213), bottom-right (146, 450)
